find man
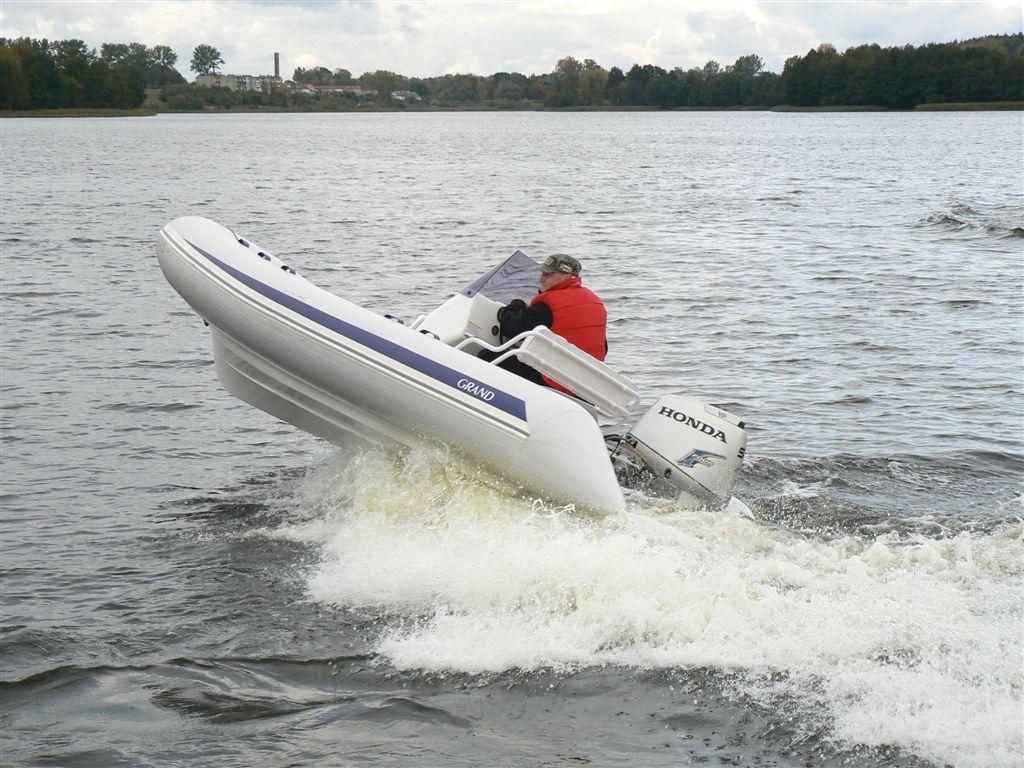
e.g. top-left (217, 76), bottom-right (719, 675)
top-left (490, 253), bottom-right (608, 393)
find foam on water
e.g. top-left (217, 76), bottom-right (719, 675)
top-left (270, 448), bottom-right (1023, 767)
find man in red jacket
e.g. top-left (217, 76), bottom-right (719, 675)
top-left (491, 253), bottom-right (608, 392)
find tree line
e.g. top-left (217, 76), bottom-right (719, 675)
top-left (2, 33), bottom-right (1020, 112)
top-left (780, 37), bottom-right (1022, 108)
top-left (0, 38), bottom-right (185, 110)
top-left (289, 55), bottom-right (780, 109)
top-left (291, 35), bottom-right (1021, 109)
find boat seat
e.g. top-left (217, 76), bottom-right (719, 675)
top-left (515, 327), bottom-right (639, 419)
top-left (458, 327), bottom-right (639, 420)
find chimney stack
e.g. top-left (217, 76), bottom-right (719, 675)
top-left (274, 52), bottom-right (280, 79)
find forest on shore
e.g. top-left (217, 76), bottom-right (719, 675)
top-left (0, 39), bottom-right (182, 110)
top-left (1, 33), bottom-right (1020, 113)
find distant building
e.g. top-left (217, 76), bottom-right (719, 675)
top-left (391, 90), bottom-right (421, 102)
top-left (304, 84), bottom-right (377, 98)
top-left (195, 73), bottom-right (281, 92)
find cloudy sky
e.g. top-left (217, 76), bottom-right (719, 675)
top-left (2, 1), bottom-right (1020, 79)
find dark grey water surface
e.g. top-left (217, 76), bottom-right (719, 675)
top-left (2, 112), bottom-right (1022, 767)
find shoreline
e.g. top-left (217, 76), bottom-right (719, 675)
top-left (0, 107), bottom-right (159, 118)
top-left (3, 101), bottom-right (1021, 118)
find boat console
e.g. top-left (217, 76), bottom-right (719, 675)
top-left (412, 292), bottom-right (504, 347)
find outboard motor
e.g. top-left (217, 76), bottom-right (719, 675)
top-left (608, 395), bottom-right (746, 508)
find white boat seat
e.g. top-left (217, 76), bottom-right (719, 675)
top-left (515, 327), bottom-right (639, 419)
top-left (458, 327), bottom-right (639, 420)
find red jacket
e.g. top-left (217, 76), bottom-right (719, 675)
top-left (530, 277), bottom-right (607, 393)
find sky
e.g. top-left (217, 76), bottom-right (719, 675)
top-left (2, 1), bottom-right (1021, 79)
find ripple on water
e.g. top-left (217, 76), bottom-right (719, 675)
top-left (0, 111), bottom-right (1021, 768)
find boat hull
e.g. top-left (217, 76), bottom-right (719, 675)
top-left (156, 216), bottom-right (625, 513)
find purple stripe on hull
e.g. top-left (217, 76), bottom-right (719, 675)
top-left (184, 239), bottom-right (528, 423)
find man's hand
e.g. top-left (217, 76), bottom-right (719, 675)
top-left (497, 299), bottom-right (527, 322)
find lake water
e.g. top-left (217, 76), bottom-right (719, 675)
top-left (1, 111), bottom-right (1022, 767)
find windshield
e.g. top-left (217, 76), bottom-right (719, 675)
top-left (460, 250), bottom-right (540, 305)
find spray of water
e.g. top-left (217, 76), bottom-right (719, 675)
top-left (270, 446), bottom-right (1024, 768)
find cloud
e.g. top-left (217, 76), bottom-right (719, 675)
top-left (1, 0), bottom-right (1019, 78)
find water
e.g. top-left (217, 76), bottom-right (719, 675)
top-left (2, 111), bottom-right (1021, 767)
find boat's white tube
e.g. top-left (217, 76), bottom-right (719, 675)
top-left (156, 216), bottom-right (625, 513)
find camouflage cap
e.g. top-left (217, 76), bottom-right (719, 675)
top-left (539, 253), bottom-right (582, 276)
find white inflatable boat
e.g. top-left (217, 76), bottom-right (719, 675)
top-left (156, 216), bottom-right (747, 513)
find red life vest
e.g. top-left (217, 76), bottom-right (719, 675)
top-left (530, 277), bottom-right (607, 393)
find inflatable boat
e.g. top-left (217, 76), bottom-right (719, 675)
top-left (156, 216), bottom-right (747, 513)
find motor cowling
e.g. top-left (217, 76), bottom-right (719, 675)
top-left (610, 395), bottom-right (746, 508)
